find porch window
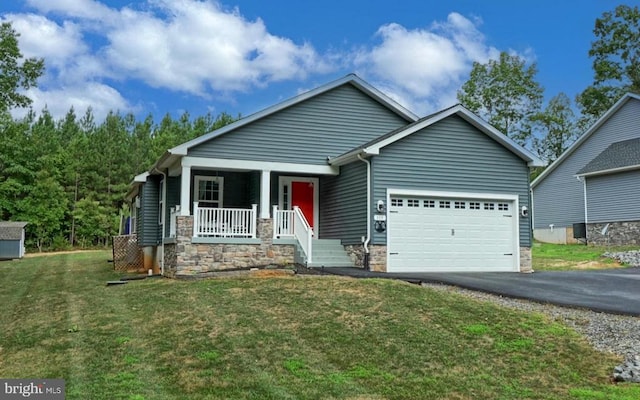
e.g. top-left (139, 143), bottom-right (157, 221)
top-left (194, 176), bottom-right (224, 208)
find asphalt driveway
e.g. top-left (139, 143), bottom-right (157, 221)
top-left (319, 267), bottom-right (640, 317)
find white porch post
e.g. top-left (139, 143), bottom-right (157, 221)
top-left (260, 169), bottom-right (271, 218)
top-left (180, 165), bottom-right (191, 216)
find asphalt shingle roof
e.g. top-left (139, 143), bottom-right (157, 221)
top-left (576, 137), bottom-right (640, 175)
top-left (0, 221), bottom-right (28, 240)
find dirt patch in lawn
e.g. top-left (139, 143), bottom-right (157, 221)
top-left (544, 259), bottom-right (622, 270)
top-left (24, 250), bottom-right (106, 258)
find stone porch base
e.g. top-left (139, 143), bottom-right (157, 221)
top-left (164, 216), bottom-right (295, 278)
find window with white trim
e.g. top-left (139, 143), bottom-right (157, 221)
top-left (194, 176), bottom-right (224, 208)
top-left (484, 202), bottom-right (495, 210)
top-left (469, 202), bottom-right (480, 210)
top-left (454, 201), bottom-right (466, 209)
top-left (439, 201), bottom-right (451, 209)
top-left (498, 203), bottom-right (509, 211)
top-left (424, 200), bottom-right (435, 208)
top-left (391, 198), bottom-right (403, 207)
top-left (407, 199), bottom-right (420, 207)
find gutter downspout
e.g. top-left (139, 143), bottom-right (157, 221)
top-left (357, 154), bottom-right (371, 270)
top-left (153, 167), bottom-right (167, 276)
top-left (577, 175), bottom-right (588, 244)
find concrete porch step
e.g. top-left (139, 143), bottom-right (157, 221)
top-left (308, 239), bottom-right (355, 268)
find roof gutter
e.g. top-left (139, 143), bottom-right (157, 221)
top-left (575, 164), bottom-right (640, 178)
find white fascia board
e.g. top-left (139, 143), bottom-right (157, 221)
top-left (328, 147), bottom-right (379, 166)
top-left (387, 188), bottom-right (519, 202)
top-left (532, 93), bottom-right (640, 188)
top-left (576, 164), bottom-right (640, 178)
top-left (182, 156), bottom-right (339, 175)
top-left (133, 172), bottom-right (149, 183)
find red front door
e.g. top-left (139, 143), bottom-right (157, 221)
top-left (291, 181), bottom-right (315, 228)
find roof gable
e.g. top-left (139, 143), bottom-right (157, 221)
top-left (532, 93), bottom-right (640, 187)
top-left (329, 104), bottom-right (543, 167)
top-left (168, 74), bottom-right (418, 157)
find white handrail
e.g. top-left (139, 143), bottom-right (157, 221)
top-left (293, 206), bottom-right (313, 263)
top-left (193, 202), bottom-right (257, 238)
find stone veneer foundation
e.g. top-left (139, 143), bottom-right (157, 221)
top-left (520, 247), bottom-right (532, 273)
top-left (587, 221), bottom-right (640, 246)
top-left (344, 244), bottom-right (387, 272)
top-left (163, 216), bottom-right (294, 278)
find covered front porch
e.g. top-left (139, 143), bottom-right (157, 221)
top-left (160, 156), bottom-right (343, 276)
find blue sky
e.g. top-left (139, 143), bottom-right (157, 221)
top-left (1, 0), bottom-right (635, 122)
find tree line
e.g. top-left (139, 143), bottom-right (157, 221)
top-left (0, 5), bottom-right (638, 250)
top-left (0, 107), bottom-right (236, 250)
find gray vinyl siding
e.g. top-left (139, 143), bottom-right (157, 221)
top-left (164, 176), bottom-right (181, 237)
top-left (0, 240), bottom-right (21, 259)
top-left (532, 99), bottom-right (640, 228)
top-left (586, 170), bottom-right (640, 223)
top-left (319, 162), bottom-right (367, 244)
top-left (372, 115), bottom-right (531, 247)
top-left (188, 84), bottom-right (409, 163)
top-left (138, 177), bottom-right (161, 246)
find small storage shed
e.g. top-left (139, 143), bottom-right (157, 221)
top-left (0, 222), bottom-right (28, 260)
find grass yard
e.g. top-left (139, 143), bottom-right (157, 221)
top-left (532, 241), bottom-right (639, 271)
top-left (1, 251), bottom-right (638, 399)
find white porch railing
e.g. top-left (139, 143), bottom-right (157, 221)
top-left (273, 205), bottom-right (295, 238)
top-left (193, 202), bottom-right (257, 238)
top-left (274, 205), bottom-right (313, 263)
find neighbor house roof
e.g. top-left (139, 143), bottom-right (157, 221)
top-left (531, 92), bottom-right (640, 188)
top-left (0, 221), bottom-right (28, 240)
top-left (151, 74), bottom-right (419, 171)
top-left (576, 137), bottom-right (640, 177)
top-left (329, 104), bottom-right (544, 167)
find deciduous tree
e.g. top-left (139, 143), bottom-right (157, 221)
top-left (457, 52), bottom-right (544, 147)
top-left (577, 5), bottom-right (640, 125)
top-left (531, 93), bottom-right (578, 164)
top-left (0, 22), bottom-right (44, 112)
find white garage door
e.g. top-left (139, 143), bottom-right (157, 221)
top-left (387, 195), bottom-right (518, 272)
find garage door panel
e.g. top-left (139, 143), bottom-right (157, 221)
top-left (388, 195), bottom-right (518, 272)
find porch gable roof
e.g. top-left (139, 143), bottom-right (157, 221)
top-left (328, 104), bottom-right (544, 167)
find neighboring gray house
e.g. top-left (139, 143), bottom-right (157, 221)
top-left (0, 222), bottom-right (28, 260)
top-left (127, 74), bottom-right (542, 277)
top-left (531, 93), bottom-right (640, 245)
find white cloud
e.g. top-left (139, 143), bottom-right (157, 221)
top-left (13, 83), bottom-right (132, 121)
top-left (104, 0), bottom-right (330, 94)
top-left (4, 2), bottom-right (521, 121)
top-left (25, 0), bottom-right (118, 23)
top-left (353, 13), bottom-right (504, 114)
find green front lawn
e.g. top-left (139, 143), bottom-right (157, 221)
top-left (532, 241), bottom-right (639, 271)
top-left (1, 251), bottom-right (637, 399)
